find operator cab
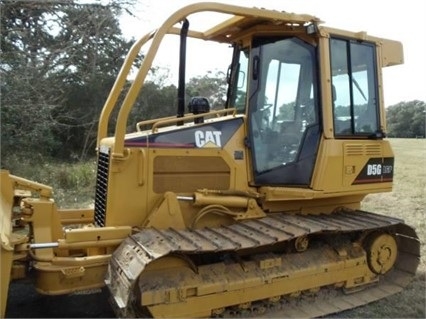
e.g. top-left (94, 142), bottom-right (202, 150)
top-left (228, 32), bottom-right (383, 187)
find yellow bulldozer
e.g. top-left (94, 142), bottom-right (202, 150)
top-left (1, 2), bottom-right (420, 318)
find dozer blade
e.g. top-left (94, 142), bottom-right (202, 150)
top-left (106, 210), bottom-right (420, 318)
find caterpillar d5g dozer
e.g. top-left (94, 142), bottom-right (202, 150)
top-left (1, 2), bottom-right (420, 318)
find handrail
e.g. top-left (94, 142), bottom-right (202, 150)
top-left (97, 2), bottom-right (319, 158)
top-left (136, 115), bottom-right (180, 132)
top-left (136, 108), bottom-right (236, 132)
top-left (151, 108), bottom-right (236, 133)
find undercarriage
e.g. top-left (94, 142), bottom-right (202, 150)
top-left (107, 210), bottom-right (420, 318)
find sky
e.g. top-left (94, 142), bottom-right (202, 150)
top-left (119, 0), bottom-right (426, 106)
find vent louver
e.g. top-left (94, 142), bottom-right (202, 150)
top-left (94, 149), bottom-right (110, 227)
top-left (344, 143), bottom-right (382, 157)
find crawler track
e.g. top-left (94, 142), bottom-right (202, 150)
top-left (106, 210), bottom-right (420, 318)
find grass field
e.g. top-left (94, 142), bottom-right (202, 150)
top-left (4, 138), bottom-right (426, 318)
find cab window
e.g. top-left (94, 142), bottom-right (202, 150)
top-left (330, 38), bottom-right (379, 136)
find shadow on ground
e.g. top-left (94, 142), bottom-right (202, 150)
top-left (5, 279), bottom-right (115, 318)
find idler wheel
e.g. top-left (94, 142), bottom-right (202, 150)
top-left (365, 232), bottom-right (398, 274)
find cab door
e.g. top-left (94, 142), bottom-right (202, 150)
top-left (247, 37), bottom-right (321, 186)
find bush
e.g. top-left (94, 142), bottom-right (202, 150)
top-left (1, 154), bottom-right (97, 208)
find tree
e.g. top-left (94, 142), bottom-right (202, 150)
top-left (128, 82), bottom-right (178, 132)
top-left (386, 100), bottom-right (426, 138)
top-left (186, 70), bottom-right (227, 109)
top-left (1, 1), bottom-right (67, 158)
top-left (1, 0), bottom-right (136, 163)
top-left (127, 69), bottom-right (229, 132)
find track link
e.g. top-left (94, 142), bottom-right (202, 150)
top-left (106, 210), bottom-right (420, 318)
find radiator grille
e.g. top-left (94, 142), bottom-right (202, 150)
top-left (94, 149), bottom-right (110, 227)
